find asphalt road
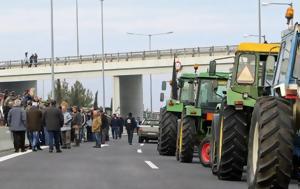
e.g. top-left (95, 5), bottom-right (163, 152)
top-left (0, 135), bottom-right (299, 189)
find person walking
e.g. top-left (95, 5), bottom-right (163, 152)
top-left (61, 104), bottom-right (72, 149)
top-left (33, 53), bottom-right (38, 67)
top-left (125, 113), bottom-right (136, 145)
top-left (92, 110), bottom-right (102, 148)
top-left (26, 100), bottom-right (43, 151)
top-left (80, 109), bottom-right (87, 142)
top-left (111, 114), bottom-right (119, 140)
top-left (43, 100), bottom-right (64, 153)
top-left (7, 99), bottom-right (27, 152)
top-left (118, 115), bottom-right (124, 139)
top-left (100, 110), bottom-right (109, 144)
top-left (86, 111), bottom-right (93, 142)
top-left (72, 106), bottom-right (82, 146)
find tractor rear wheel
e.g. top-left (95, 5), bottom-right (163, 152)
top-left (178, 114), bottom-right (196, 163)
top-left (217, 106), bottom-right (248, 181)
top-left (199, 136), bottom-right (211, 167)
top-left (158, 108), bottom-right (177, 156)
top-left (210, 114), bottom-right (220, 175)
top-left (247, 97), bottom-right (294, 189)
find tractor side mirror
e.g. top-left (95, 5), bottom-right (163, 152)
top-left (209, 60), bottom-right (217, 76)
top-left (161, 81), bottom-right (167, 91)
top-left (160, 93), bottom-right (165, 102)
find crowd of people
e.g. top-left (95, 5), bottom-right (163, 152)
top-left (24, 52), bottom-right (38, 67)
top-left (3, 89), bottom-right (138, 153)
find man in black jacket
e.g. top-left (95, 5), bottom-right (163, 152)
top-left (43, 100), bottom-right (64, 153)
top-left (125, 113), bottom-right (136, 145)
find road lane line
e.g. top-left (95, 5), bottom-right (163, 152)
top-left (137, 149), bottom-right (142, 153)
top-left (0, 146), bottom-right (48, 162)
top-left (140, 143), bottom-right (144, 147)
top-left (145, 161), bottom-right (159, 169)
top-left (101, 144), bottom-right (109, 147)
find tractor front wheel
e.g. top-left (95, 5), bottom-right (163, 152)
top-left (199, 136), bottom-right (211, 167)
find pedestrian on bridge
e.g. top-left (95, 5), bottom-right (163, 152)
top-left (125, 113), bottom-right (137, 145)
top-left (7, 99), bottom-right (27, 152)
top-left (92, 110), bottom-right (102, 148)
top-left (26, 100), bottom-right (43, 152)
top-left (43, 100), bottom-right (64, 153)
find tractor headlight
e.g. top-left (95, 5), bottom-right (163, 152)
top-left (242, 93), bottom-right (248, 99)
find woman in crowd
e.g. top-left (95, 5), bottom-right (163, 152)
top-left (92, 110), bottom-right (102, 148)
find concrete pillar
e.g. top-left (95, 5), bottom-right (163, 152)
top-left (119, 75), bottom-right (143, 119)
top-left (113, 76), bottom-right (121, 115)
top-left (0, 81), bottom-right (37, 95)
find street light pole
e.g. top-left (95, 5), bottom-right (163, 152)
top-left (50, 0), bottom-right (55, 100)
top-left (258, 0), bottom-right (262, 43)
top-left (100, 0), bottom-right (106, 110)
top-left (76, 0), bottom-right (80, 57)
top-left (127, 31), bottom-right (173, 114)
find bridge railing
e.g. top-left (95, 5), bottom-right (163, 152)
top-left (0, 45), bottom-right (236, 69)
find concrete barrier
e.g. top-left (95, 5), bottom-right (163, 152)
top-left (0, 127), bottom-right (13, 152)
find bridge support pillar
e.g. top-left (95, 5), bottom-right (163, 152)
top-left (113, 75), bottom-right (144, 119)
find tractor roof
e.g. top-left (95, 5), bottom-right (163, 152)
top-left (198, 72), bottom-right (230, 79)
top-left (179, 73), bottom-right (198, 79)
top-left (236, 43), bottom-right (280, 54)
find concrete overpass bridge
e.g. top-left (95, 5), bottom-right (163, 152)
top-left (0, 45), bottom-right (236, 118)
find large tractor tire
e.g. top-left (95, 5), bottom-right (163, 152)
top-left (247, 97), bottom-right (294, 189)
top-left (210, 114), bottom-right (220, 175)
top-left (177, 114), bottom-right (196, 163)
top-left (199, 136), bottom-right (211, 167)
top-left (217, 106), bottom-right (248, 181)
top-left (157, 108), bottom-right (177, 156)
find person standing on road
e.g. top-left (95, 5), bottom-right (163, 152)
top-left (92, 110), bottom-right (102, 148)
top-left (7, 99), bottom-right (27, 152)
top-left (111, 114), bottom-right (119, 140)
top-left (72, 106), bottom-right (82, 146)
top-left (101, 110), bottom-right (109, 144)
top-left (125, 113), bottom-right (136, 145)
top-left (118, 115), bottom-right (124, 139)
top-left (43, 100), bottom-right (64, 153)
top-left (80, 109), bottom-right (87, 142)
top-left (26, 100), bottom-right (43, 152)
top-left (61, 103), bottom-right (72, 149)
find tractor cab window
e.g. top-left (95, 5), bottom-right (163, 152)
top-left (197, 79), bottom-right (227, 108)
top-left (260, 54), bottom-right (277, 86)
top-left (293, 35), bottom-right (300, 80)
top-left (236, 54), bottom-right (256, 84)
top-left (277, 37), bottom-right (292, 84)
top-left (180, 80), bottom-right (196, 104)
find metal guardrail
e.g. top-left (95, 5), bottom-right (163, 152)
top-left (0, 45), bottom-right (237, 69)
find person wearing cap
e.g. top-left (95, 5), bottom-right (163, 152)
top-left (7, 99), bottom-right (27, 152)
top-left (43, 100), bottom-right (64, 153)
top-left (26, 100), bottom-right (43, 151)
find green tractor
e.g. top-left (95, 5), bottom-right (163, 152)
top-left (247, 24), bottom-right (300, 189)
top-left (158, 60), bottom-right (198, 156)
top-left (176, 59), bottom-right (231, 166)
top-left (210, 42), bottom-right (280, 180)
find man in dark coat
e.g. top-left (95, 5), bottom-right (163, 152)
top-left (125, 113), bottom-right (136, 145)
top-left (27, 101), bottom-right (43, 151)
top-left (72, 106), bottom-right (82, 146)
top-left (43, 100), bottom-right (64, 153)
top-left (100, 110), bottom-right (109, 144)
top-left (111, 114), bottom-right (119, 140)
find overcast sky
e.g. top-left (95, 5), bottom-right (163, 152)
top-left (0, 0), bottom-right (298, 111)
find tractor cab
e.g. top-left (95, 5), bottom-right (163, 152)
top-left (227, 43), bottom-right (280, 108)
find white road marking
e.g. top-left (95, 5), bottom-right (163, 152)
top-left (145, 161), bottom-right (159, 169)
top-left (0, 146), bottom-right (48, 163)
top-left (137, 149), bottom-right (142, 153)
top-left (101, 144), bottom-right (109, 147)
top-left (140, 143), bottom-right (144, 147)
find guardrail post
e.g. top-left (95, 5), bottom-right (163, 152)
top-left (117, 53), bottom-right (120, 62)
top-left (157, 50), bottom-right (161, 59)
top-left (170, 49), bottom-right (173, 58)
top-left (126, 53), bottom-right (128, 61)
top-left (142, 51), bottom-right (145, 60)
top-left (209, 46), bottom-right (214, 56)
top-left (226, 45), bottom-right (230, 55)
